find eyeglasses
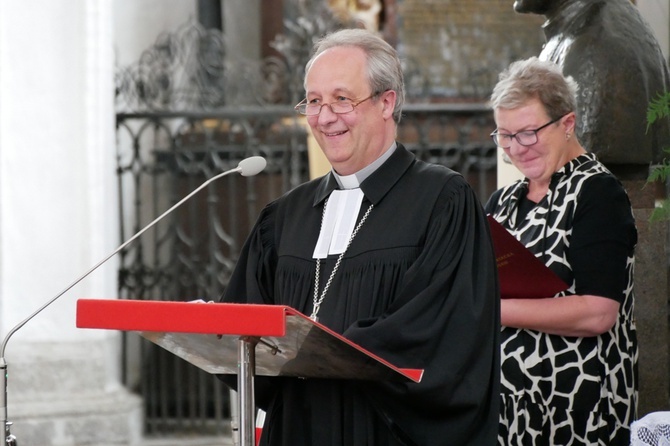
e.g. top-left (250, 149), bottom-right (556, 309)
top-left (490, 114), bottom-right (567, 149)
top-left (294, 93), bottom-right (378, 116)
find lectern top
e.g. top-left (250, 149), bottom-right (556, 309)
top-left (76, 299), bottom-right (423, 383)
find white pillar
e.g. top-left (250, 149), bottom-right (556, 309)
top-left (637, 0), bottom-right (670, 59)
top-left (114, 0), bottom-right (196, 67)
top-left (0, 1), bottom-right (142, 444)
top-left (496, 150), bottom-right (524, 187)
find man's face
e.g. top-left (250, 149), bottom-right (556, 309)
top-left (513, 0), bottom-right (553, 14)
top-left (303, 46), bottom-right (395, 176)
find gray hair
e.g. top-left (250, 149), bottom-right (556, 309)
top-left (305, 28), bottom-right (405, 123)
top-left (489, 57), bottom-right (578, 120)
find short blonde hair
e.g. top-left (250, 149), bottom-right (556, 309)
top-left (490, 57), bottom-right (578, 120)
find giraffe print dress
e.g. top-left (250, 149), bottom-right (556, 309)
top-left (485, 153), bottom-right (638, 446)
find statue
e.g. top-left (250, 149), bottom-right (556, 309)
top-left (328, 0), bottom-right (383, 31)
top-left (514, 0), bottom-right (670, 169)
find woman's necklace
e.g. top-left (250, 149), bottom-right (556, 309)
top-left (310, 199), bottom-right (373, 322)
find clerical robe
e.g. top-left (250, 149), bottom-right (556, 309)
top-left (220, 144), bottom-right (500, 446)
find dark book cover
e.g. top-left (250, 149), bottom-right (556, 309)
top-left (487, 215), bottom-right (569, 299)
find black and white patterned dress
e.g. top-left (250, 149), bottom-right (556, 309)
top-left (485, 153), bottom-right (638, 446)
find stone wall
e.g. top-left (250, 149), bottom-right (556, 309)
top-left (625, 179), bottom-right (670, 417)
top-left (396, 0), bottom-right (545, 99)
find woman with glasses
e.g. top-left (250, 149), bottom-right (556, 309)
top-left (485, 57), bottom-right (638, 445)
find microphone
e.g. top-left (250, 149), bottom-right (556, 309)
top-left (0, 155), bottom-right (267, 445)
top-left (238, 156), bottom-right (267, 177)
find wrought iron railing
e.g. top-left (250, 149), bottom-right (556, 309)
top-left (116, 109), bottom-right (308, 436)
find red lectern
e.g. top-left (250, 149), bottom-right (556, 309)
top-left (76, 299), bottom-right (423, 446)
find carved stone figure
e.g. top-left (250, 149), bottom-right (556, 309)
top-left (515, 0), bottom-right (670, 169)
top-left (328, 0), bottom-right (383, 30)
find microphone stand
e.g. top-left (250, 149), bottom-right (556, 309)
top-left (0, 157), bottom-right (266, 445)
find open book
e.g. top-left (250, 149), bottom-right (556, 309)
top-left (487, 215), bottom-right (569, 299)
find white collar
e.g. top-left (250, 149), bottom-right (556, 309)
top-left (333, 142), bottom-right (397, 189)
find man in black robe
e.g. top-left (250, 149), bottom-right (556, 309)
top-left (220, 28), bottom-right (500, 446)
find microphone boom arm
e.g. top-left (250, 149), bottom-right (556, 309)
top-left (0, 156), bottom-right (266, 445)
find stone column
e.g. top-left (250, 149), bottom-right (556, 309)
top-left (0, 1), bottom-right (142, 444)
top-left (623, 177), bottom-right (670, 416)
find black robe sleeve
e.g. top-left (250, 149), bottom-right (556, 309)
top-left (344, 175), bottom-right (500, 445)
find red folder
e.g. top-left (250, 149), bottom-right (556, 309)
top-left (487, 215), bottom-right (569, 299)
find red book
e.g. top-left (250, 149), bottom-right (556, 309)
top-left (487, 215), bottom-right (569, 299)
